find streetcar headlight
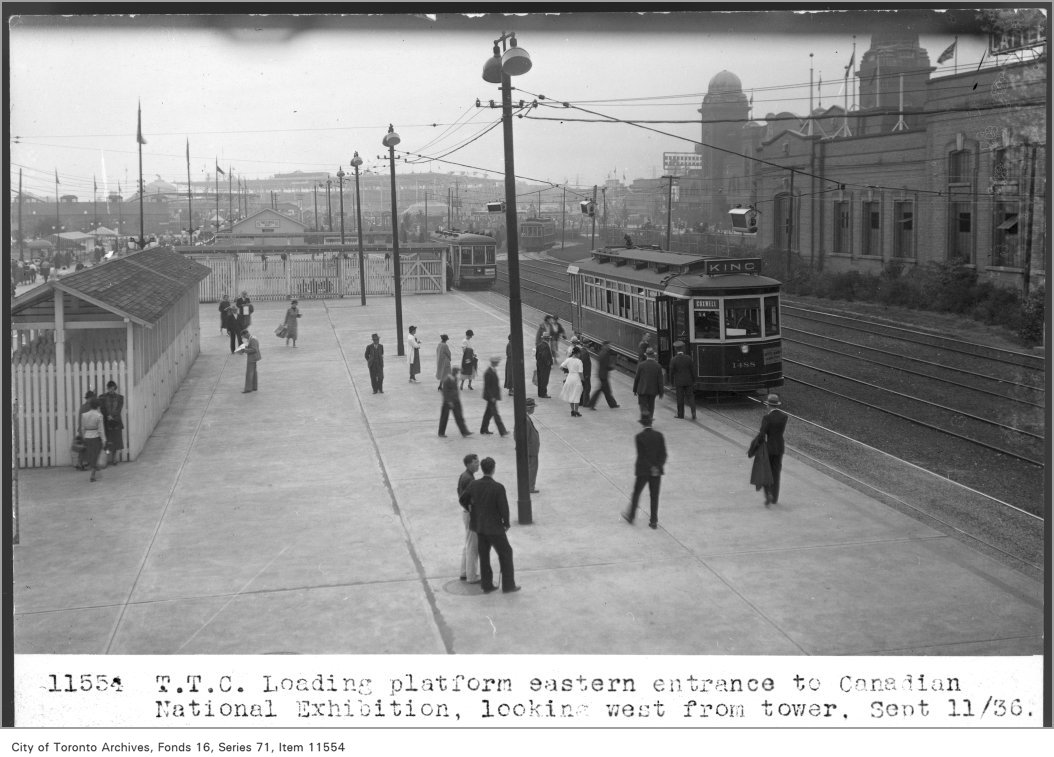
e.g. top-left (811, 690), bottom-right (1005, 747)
top-left (740, 345), bottom-right (749, 354)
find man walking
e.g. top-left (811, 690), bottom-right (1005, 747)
top-left (460, 457), bottom-right (521, 594)
top-left (632, 348), bottom-right (664, 418)
top-left (365, 333), bottom-right (385, 394)
top-left (480, 356), bottom-right (508, 436)
top-left (535, 334), bottom-right (554, 398)
top-left (439, 367), bottom-right (472, 437)
top-left (240, 328), bottom-right (261, 393)
top-left (586, 340), bottom-right (619, 410)
top-left (622, 414), bottom-right (667, 529)
top-left (457, 453), bottom-right (481, 584)
top-left (668, 341), bottom-right (697, 420)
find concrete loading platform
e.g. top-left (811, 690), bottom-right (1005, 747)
top-left (12, 293), bottom-right (1044, 655)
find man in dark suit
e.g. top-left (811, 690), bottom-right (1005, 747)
top-left (365, 333), bottom-right (385, 394)
top-left (637, 332), bottom-right (652, 363)
top-left (535, 335), bottom-right (554, 398)
top-left (439, 367), bottom-right (472, 437)
top-left (240, 329), bottom-right (261, 393)
top-left (632, 348), bottom-right (664, 419)
top-left (668, 342), bottom-right (697, 420)
top-left (622, 414), bottom-right (667, 529)
top-left (586, 340), bottom-right (619, 410)
top-left (460, 457), bottom-right (521, 594)
top-left (235, 291), bottom-right (254, 333)
top-left (758, 393), bottom-right (789, 505)
top-left (520, 397), bottom-right (541, 493)
top-left (480, 356), bottom-right (508, 436)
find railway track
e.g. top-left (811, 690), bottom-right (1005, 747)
top-left (493, 257), bottom-right (1045, 515)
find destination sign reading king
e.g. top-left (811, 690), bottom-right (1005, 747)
top-left (705, 258), bottom-right (762, 276)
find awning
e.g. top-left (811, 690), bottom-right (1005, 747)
top-left (997, 216), bottom-right (1019, 231)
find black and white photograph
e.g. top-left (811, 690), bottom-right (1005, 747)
top-left (4, 7), bottom-right (1048, 731)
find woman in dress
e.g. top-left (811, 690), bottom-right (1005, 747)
top-left (460, 329), bottom-right (477, 390)
top-left (80, 398), bottom-right (107, 482)
top-left (559, 345), bottom-right (585, 417)
top-left (75, 389), bottom-right (96, 470)
top-left (407, 325), bottom-right (422, 382)
top-left (283, 299), bottom-right (301, 347)
top-left (435, 334), bottom-right (452, 391)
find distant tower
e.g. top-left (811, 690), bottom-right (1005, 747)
top-left (697, 70), bottom-right (750, 228)
top-left (857, 33), bottom-right (934, 131)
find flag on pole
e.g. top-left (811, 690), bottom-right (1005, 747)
top-left (844, 50), bottom-right (855, 79)
top-left (937, 40), bottom-right (957, 64)
top-left (216, 164), bottom-right (225, 175)
top-left (136, 101), bottom-right (147, 145)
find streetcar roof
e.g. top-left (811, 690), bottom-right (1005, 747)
top-left (430, 230), bottom-right (496, 244)
top-left (569, 251), bottom-right (780, 291)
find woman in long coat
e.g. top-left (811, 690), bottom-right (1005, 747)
top-left (435, 334), bottom-right (452, 390)
top-left (283, 299), bottom-right (301, 347)
top-left (559, 346), bottom-right (585, 417)
top-left (407, 325), bottom-right (422, 382)
top-left (460, 329), bottom-right (477, 390)
top-left (218, 293), bottom-right (231, 335)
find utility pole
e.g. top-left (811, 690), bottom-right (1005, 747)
top-left (662, 175), bottom-right (678, 250)
top-left (590, 185), bottom-right (597, 249)
top-left (787, 169), bottom-right (796, 280)
top-left (1022, 143), bottom-right (1037, 296)
top-left (561, 185), bottom-right (566, 250)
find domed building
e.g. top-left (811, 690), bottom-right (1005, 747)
top-left (695, 70), bottom-right (753, 228)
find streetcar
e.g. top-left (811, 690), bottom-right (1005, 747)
top-left (567, 244), bottom-right (782, 393)
top-left (432, 228), bottom-right (497, 290)
top-left (519, 217), bottom-right (557, 252)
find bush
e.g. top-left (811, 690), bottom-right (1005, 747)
top-left (1017, 285), bottom-right (1045, 345)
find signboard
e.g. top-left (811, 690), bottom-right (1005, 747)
top-left (705, 258), bottom-right (762, 276)
top-left (693, 298), bottom-right (719, 309)
top-left (989, 10), bottom-right (1046, 55)
top-left (257, 219), bottom-right (281, 229)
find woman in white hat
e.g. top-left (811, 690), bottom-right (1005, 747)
top-left (757, 393), bottom-right (788, 505)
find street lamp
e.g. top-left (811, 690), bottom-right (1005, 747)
top-left (383, 125), bottom-right (405, 357)
top-left (336, 167), bottom-right (346, 244)
top-left (483, 31), bottom-right (534, 524)
top-left (325, 179), bottom-right (333, 233)
top-left (313, 183), bottom-right (320, 233)
top-left (351, 151), bottom-right (367, 307)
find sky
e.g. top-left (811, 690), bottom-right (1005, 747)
top-left (7, 9), bottom-right (1010, 203)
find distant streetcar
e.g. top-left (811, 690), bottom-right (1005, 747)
top-left (567, 245), bottom-right (782, 394)
top-left (519, 217), bottom-right (556, 252)
top-left (432, 228), bottom-right (497, 290)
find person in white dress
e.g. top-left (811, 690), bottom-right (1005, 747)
top-left (559, 346), bottom-right (585, 417)
top-left (407, 325), bottom-right (422, 382)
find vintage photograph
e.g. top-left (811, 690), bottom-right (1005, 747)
top-left (5, 8), bottom-right (1046, 725)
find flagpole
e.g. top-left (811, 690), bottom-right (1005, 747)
top-left (186, 139), bottom-right (193, 239)
top-left (54, 169), bottom-right (60, 243)
top-left (851, 36), bottom-right (857, 110)
top-left (807, 53), bottom-right (814, 136)
top-left (93, 176), bottom-right (98, 236)
top-left (228, 166), bottom-right (233, 230)
top-left (18, 168), bottom-right (24, 261)
top-left (215, 159), bottom-right (220, 237)
top-left (137, 100), bottom-right (145, 249)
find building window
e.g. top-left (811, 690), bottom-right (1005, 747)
top-left (948, 202), bottom-right (974, 263)
top-left (991, 147), bottom-right (1014, 184)
top-left (948, 150), bottom-right (970, 184)
top-left (833, 200), bottom-right (851, 254)
top-left (893, 200), bottom-right (915, 259)
top-left (861, 200), bottom-right (881, 256)
top-left (992, 203), bottom-right (1020, 267)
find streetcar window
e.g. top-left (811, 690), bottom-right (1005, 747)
top-left (460, 248), bottom-right (472, 265)
top-left (631, 296), bottom-right (640, 322)
top-left (485, 247), bottom-right (495, 264)
top-left (605, 289), bottom-right (615, 315)
top-left (764, 296), bottom-right (780, 336)
top-left (645, 301), bottom-right (655, 327)
top-left (694, 310), bottom-right (720, 339)
top-left (619, 292), bottom-right (631, 319)
top-left (724, 298), bottom-right (761, 338)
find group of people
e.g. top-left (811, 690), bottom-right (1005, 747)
top-left (75, 381), bottom-right (125, 482)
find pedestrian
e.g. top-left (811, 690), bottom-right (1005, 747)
top-left (460, 456), bottom-right (521, 594)
top-left (559, 346), bottom-right (585, 417)
top-left (80, 397), bottom-right (107, 483)
top-left (480, 356), bottom-right (508, 436)
top-left (40, 259), bottom-right (51, 283)
top-left (460, 329), bottom-right (478, 390)
top-left (240, 328), bottom-right (261, 393)
top-left (668, 341), bottom-right (697, 420)
top-left (574, 336), bottom-right (592, 404)
top-left (632, 348), bottom-right (665, 419)
top-left (99, 381), bottom-right (125, 465)
top-left (218, 292), bottom-right (231, 335)
top-left (365, 333), bottom-right (385, 394)
top-left (436, 334), bottom-right (452, 391)
top-left (235, 291), bottom-right (254, 334)
top-left (637, 332), bottom-right (652, 363)
top-left (549, 316), bottom-right (566, 359)
top-left (756, 393), bottom-right (788, 505)
top-left (586, 340), bottom-right (620, 410)
top-left (622, 413), bottom-right (667, 529)
top-left (535, 334), bottom-right (554, 398)
top-left (222, 301), bottom-right (241, 353)
top-left (458, 453), bottom-right (481, 584)
top-left (520, 397), bottom-right (541, 493)
top-left (503, 334), bottom-right (515, 397)
top-left (75, 389), bottom-right (96, 470)
top-left (535, 315), bottom-right (552, 349)
top-left (407, 325), bottom-right (422, 382)
top-left (283, 299), bottom-right (301, 347)
top-left (439, 367), bottom-right (472, 438)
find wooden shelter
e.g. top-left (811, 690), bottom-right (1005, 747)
top-left (10, 247), bottom-right (212, 468)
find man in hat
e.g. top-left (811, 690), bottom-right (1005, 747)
top-left (480, 355), bottom-right (508, 436)
top-left (668, 341), bottom-right (697, 420)
top-left (549, 316), bottom-right (566, 359)
top-left (632, 348), bottom-right (664, 419)
top-left (757, 393), bottom-right (788, 505)
top-left (586, 340), bottom-right (620, 410)
top-left (535, 334), bottom-right (554, 398)
top-left (622, 414), bottom-right (667, 529)
top-left (637, 332), bottom-right (652, 364)
top-left (519, 397), bottom-right (541, 493)
top-left (439, 367), bottom-right (472, 437)
top-left (460, 457), bottom-right (521, 594)
top-left (365, 333), bottom-right (384, 394)
top-left (240, 328), bottom-right (261, 393)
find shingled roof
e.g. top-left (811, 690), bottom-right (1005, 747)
top-left (47, 247), bottom-right (212, 326)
